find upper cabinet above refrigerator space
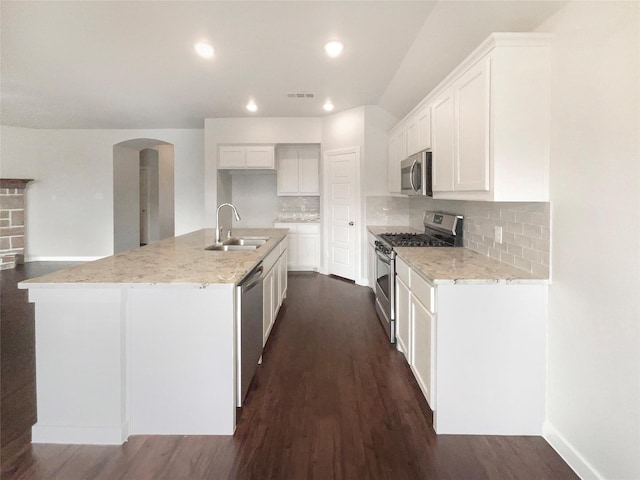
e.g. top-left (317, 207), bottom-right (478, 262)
top-left (276, 145), bottom-right (320, 196)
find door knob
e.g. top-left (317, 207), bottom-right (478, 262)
top-left (349, 221), bottom-right (354, 226)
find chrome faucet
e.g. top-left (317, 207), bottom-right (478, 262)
top-left (215, 203), bottom-right (241, 244)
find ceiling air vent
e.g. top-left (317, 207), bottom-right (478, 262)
top-left (286, 93), bottom-right (315, 98)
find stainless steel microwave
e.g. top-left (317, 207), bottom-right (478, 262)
top-left (400, 150), bottom-right (432, 196)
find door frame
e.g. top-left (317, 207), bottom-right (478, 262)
top-left (321, 146), bottom-right (362, 283)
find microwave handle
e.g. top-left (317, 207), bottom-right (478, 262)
top-left (409, 159), bottom-right (418, 193)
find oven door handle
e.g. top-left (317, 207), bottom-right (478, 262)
top-left (375, 249), bottom-right (392, 265)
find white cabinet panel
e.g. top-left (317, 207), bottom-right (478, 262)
top-left (406, 119), bottom-right (419, 157)
top-left (218, 146), bottom-right (245, 169)
top-left (387, 128), bottom-right (406, 194)
top-left (396, 275), bottom-right (411, 359)
top-left (218, 145), bottom-right (274, 170)
top-left (416, 104), bottom-right (432, 151)
top-left (277, 153), bottom-right (299, 194)
top-left (273, 222), bottom-right (319, 271)
top-left (454, 58), bottom-right (490, 191)
top-left (432, 89), bottom-right (455, 192)
top-left (298, 150), bottom-right (320, 194)
top-left (411, 295), bottom-right (435, 409)
top-left (276, 146), bottom-right (320, 196)
top-left (246, 146), bottom-right (275, 169)
top-left (262, 269), bottom-right (274, 345)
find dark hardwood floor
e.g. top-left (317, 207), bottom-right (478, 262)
top-left (1, 265), bottom-right (577, 480)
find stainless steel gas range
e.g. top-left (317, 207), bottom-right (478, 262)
top-left (373, 211), bottom-right (463, 343)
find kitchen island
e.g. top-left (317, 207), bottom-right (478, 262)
top-left (19, 228), bottom-right (288, 445)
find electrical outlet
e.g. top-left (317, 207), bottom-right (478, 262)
top-left (495, 226), bottom-right (503, 244)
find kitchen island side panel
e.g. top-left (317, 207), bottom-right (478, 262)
top-left (30, 288), bottom-right (128, 444)
top-left (128, 286), bottom-right (236, 435)
top-left (434, 283), bottom-right (547, 435)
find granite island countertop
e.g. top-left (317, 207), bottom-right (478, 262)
top-left (19, 228), bottom-right (288, 288)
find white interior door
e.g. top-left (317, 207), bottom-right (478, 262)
top-left (324, 148), bottom-right (359, 281)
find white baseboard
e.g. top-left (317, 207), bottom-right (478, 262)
top-left (543, 421), bottom-right (603, 480)
top-left (26, 256), bottom-right (104, 262)
top-left (32, 421), bottom-right (129, 445)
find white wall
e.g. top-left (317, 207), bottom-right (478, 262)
top-left (0, 126), bottom-right (204, 259)
top-left (363, 105), bottom-right (396, 196)
top-left (535, 3), bottom-right (640, 479)
top-left (230, 172), bottom-right (278, 228)
top-left (113, 145), bottom-right (140, 254)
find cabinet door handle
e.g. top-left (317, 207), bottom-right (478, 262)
top-left (349, 221), bottom-right (354, 226)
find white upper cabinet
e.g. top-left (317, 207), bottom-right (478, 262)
top-left (277, 146), bottom-right (320, 196)
top-left (431, 87), bottom-right (455, 192)
top-left (406, 103), bottom-right (432, 156)
top-left (387, 127), bottom-right (406, 194)
top-left (218, 145), bottom-right (275, 169)
top-left (392, 33), bottom-right (552, 202)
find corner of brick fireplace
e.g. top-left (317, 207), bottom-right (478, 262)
top-left (0, 179), bottom-right (33, 270)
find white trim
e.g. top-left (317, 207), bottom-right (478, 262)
top-left (32, 421), bottom-right (129, 445)
top-left (543, 421), bottom-right (603, 480)
top-left (26, 256), bottom-right (104, 262)
top-left (322, 146), bottom-right (361, 281)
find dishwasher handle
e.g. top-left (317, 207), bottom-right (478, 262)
top-left (240, 265), bottom-right (263, 292)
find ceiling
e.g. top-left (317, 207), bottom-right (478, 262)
top-left (0, 1), bottom-right (566, 129)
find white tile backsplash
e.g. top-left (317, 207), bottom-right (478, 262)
top-left (365, 195), bottom-right (551, 278)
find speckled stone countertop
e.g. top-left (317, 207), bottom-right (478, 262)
top-left (394, 247), bottom-right (548, 285)
top-left (367, 225), bottom-right (547, 285)
top-left (19, 228), bottom-right (288, 289)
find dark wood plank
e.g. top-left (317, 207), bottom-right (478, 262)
top-left (1, 267), bottom-right (578, 480)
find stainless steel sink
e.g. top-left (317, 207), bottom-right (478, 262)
top-left (205, 244), bottom-right (258, 251)
top-left (205, 236), bottom-right (268, 251)
top-left (224, 237), bottom-right (268, 246)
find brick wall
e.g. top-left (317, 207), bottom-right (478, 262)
top-left (0, 180), bottom-right (31, 269)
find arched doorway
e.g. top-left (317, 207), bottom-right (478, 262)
top-left (113, 139), bottom-right (175, 254)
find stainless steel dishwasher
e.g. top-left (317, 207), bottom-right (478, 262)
top-left (236, 262), bottom-right (264, 406)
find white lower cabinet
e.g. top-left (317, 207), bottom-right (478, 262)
top-left (395, 275), bottom-right (410, 358)
top-left (262, 240), bottom-right (287, 346)
top-left (394, 255), bottom-right (547, 435)
top-left (367, 232), bottom-right (377, 289)
top-left (273, 222), bottom-right (319, 271)
top-left (262, 268), bottom-right (274, 345)
top-left (410, 295), bottom-right (435, 409)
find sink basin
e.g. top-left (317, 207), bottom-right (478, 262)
top-left (224, 237), bottom-right (268, 246)
top-left (205, 244), bottom-right (258, 251)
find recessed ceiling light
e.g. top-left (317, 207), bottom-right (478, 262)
top-left (246, 101), bottom-right (258, 112)
top-left (194, 42), bottom-right (214, 59)
top-left (324, 41), bottom-right (344, 58)
top-left (323, 101), bottom-right (334, 112)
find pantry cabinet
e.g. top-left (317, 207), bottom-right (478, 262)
top-left (219, 145), bottom-right (275, 169)
top-left (276, 146), bottom-right (320, 196)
